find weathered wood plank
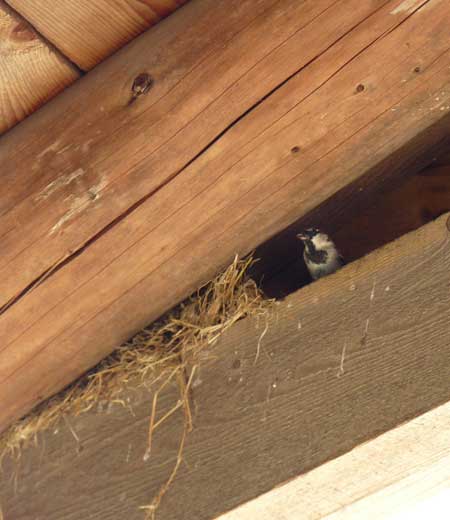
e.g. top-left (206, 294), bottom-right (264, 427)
top-left (5, 0), bottom-right (188, 70)
top-left (218, 401), bottom-right (450, 520)
top-left (1, 0), bottom-right (450, 431)
top-left (0, 0), bottom-right (79, 134)
top-left (1, 214), bottom-right (450, 519)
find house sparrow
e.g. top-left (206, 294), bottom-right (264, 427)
top-left (297, 228), bottom-right (344, 280)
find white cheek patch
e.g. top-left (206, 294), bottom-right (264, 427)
top-left (312, 234), bottom-right (332, 249)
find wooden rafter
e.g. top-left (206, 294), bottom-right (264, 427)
top-left (0, 0), bottom-right (79, 133)
top-left (5, 0), bottom-right (189, 70)
top-left (0, 0), bottom-right (187, 134)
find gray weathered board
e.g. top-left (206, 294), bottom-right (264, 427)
top-left (219, 401), bottom-right (450, 519)
top-left (1, 213), bottom-right (450, 519)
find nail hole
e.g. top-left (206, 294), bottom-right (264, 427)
top-left (232, 359), bottom-right (241, 370)
top-left (414, 66), bottom-right (421, 73)
top-left (291, 146), bottom-right (301, 154)
top-left (355, 84), bottom-right (365, 93)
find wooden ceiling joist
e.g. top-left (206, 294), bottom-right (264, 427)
top-left (0, 0), bottom-right (186, 135)
top-left (5, 0), bottom-right (189, 70)
top-left (2, 213), bottom-right (450, 518)
top-left (0, 0), bottom-right (450, 432)
top-left (0, 0), bottom-right (79, 133)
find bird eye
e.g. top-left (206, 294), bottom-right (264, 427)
top-left (305, 228), bottom-right (318, 237)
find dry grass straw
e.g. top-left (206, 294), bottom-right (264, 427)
top-left (140, 366), bottom-right (197, 519)
top-left (0, 255), bottom-right (271, 516)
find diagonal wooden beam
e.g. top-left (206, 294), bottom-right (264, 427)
top-left (0, 0), bottom-right (449, 432)
top-left (1, 213), bottom-right (450, 519)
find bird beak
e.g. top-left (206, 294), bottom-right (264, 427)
top-left (296, 232), bottom-right (307, 241)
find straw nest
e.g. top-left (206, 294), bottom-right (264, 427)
top-left (0, 255), bottom-right (272, 518)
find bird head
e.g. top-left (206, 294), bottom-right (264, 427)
top-left (296, 228), bottom-right (321, 242)
top-left (297, 228), bottom-right (333, 249)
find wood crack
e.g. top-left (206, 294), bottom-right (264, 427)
top-left (0, 0), bottom-right (441, 333)
top-left (0, 0), bottom-right (390, 318)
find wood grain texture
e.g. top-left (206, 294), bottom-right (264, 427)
top-left (5, 0), bottom-right (189, 70)
top-left (1, 0), bottom-right (450, 432)
top-left (1, 214), bottom-right (450, 519)
top-left (0, 1), bottom-right (78, 134)
top-left (218, 401), bottom-right (450, 520)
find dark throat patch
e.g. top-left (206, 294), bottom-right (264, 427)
top-left (304, 240), bottom-right (328, 264)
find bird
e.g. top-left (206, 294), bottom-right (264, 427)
top-left (296, 228), bottom-right (344, 280)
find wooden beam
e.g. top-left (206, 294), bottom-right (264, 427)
top-left (218, 401), bottom-right (450, 520)
top-left (1, 214), bottom-right (450, 519)
top-left (0, 0), bottom-right (79, 134)
top-left (1, 0), bottom-right (450, 431)
top-left (5, 0), bottom-right (189, 70)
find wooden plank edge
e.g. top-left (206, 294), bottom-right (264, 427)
top-left (217, 400), bottom-right (450, 520)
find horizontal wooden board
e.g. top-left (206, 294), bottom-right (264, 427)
top-left (0, 0), bottom-right (450, 432)
top-left (1, 214), bottom-right (450, 519)
top-left (5, 0), bottom-right (189, 70)
top-left (218, 401), bottom-right (450, 520)
top-left (0, 0), bottom-right (79, 134)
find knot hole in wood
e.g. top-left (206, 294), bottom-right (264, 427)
top-left (129, 73), bottom-right (153, 105)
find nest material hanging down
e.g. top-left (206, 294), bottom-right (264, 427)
top-left (0, 255), bottom-right (271, 466)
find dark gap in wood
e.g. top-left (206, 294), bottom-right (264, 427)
top-left (253, 125), bottom-right (450, 299)
top-left (0, 260), bottom-right (62, 316)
